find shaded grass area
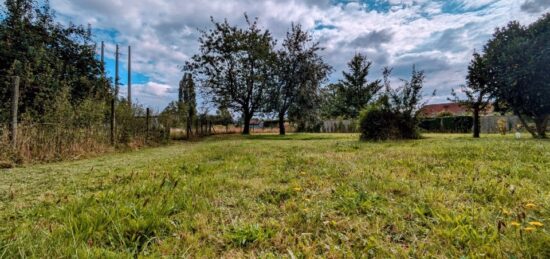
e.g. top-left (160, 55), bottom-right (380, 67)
top-left (0, 134), bottom-right (549, 257)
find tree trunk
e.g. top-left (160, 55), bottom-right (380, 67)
top-left (186, 115), bottom-right (192, 139)
top-left (535, 115), bottom-right (549, 139)
top-left (242, 112), bottom-right (252, 135)
top-left (473, 108), bottom-right (481, 138)
top-left (278, 112), bottom-right (286, 136)
top-left (516, 112), bottom-right (537, 138)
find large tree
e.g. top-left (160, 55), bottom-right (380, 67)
top-left (450, 52), bottom-right (492, 138)
top-left (269, 24), bottom-right (331, 135)
top-left (187, 15), bottom-right (275, 135)
top-left (484, 14), bottom-right (550, 138)
top-left (0, 0), bottom-right (106, 122)
top-left (328, 53), bottom-right (382, 119)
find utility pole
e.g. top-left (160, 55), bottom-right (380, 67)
top-left (115, 44), bottom-right (120, 98)
top-left (101, 41), bottom-right (105, 75)
top-left (128, 45), bottom-right (132, 107)
top-left (10, 76), bottom-right (19, 149)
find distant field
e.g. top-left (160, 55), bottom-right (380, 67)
top-left (0, 134), bottom-right (548, 257)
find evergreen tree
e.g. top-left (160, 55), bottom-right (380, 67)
top-left (179, 73), bottom-right (197, 137)
top-left (324, 53), bottom-right (382, 119)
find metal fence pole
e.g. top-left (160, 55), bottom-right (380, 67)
top-left (146, 108), bottom-right (150, 143)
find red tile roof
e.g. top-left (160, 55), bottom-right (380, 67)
top-left (420, 103), bottom-right (468, 117)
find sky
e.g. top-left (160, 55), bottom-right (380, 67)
top-left (49, 0), bottom-right (550, 112)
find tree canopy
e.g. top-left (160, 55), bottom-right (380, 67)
top-left (269, 24), bottom-right (331, 135)
top-left (450, 52), bottom-right (492, 138)
top-left (0, 0), bottom-right (107, 122)
top-left (187, 15), bottom-right (276, 135)
top-left (322, 53), bottom-right (381, 119)
top-left (484, 14), bottom-right (550, 138)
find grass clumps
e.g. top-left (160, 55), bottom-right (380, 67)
top-left (0, 134), bottom-right (549, 257)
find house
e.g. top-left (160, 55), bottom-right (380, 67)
top-left (420, 103), bottom-right (468, 117)
top-left (419, 103), bottom-right (493, 118)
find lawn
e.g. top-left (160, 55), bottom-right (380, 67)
top-left (0, 134), bottom-right (548, 258)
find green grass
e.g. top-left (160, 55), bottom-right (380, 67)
top-left (0, 134), bottom-right (549, 257)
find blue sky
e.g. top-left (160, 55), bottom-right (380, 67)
top-left (49, 0), bottom-right (550, 111)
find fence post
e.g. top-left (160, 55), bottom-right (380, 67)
top-left (110, 98), bottom-right (115, 145)
top-left (10, 76), bottom-right (20, 149)
top-left (146, 108), bottom-right (150, 143)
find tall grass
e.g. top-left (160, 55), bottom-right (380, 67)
top-left (0, 123), bottom-right (112, 163)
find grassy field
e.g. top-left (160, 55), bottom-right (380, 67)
top-left (0, 134), bottom-right (548, 258)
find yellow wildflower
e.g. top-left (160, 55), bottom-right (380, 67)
top-left (524, 203), bottom-right (537, 209)
top-left (293, 187), bottom-right (302, 192)
top-left (502, 209), bottom-right (512, 216)
top-left (510, 221), bottom-right (521, 227)
top-left (524, 227), bottom-right (536, 232)
top-left (528, 221), bottom-right (544, 227)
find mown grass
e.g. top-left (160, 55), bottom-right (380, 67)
top-left (0, 134), bottom-right (548, 257)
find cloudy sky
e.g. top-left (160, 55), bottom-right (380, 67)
top-left (50, 0), bottom-right (550, 111)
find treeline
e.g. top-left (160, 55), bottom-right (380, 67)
top-left (183, 13), bottom-right (549, 139)
top-left (183, 15), bottom-right (428, 137)
top-left (0, 0), bottom-right (109, 122)
top-left (0, 1), bottom-right (163, 164)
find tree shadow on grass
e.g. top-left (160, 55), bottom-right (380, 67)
top-left (244, 134), bottom-right (355, 141)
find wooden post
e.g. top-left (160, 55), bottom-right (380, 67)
top-left (146, 108), bottom-right (150, 142)
top-left (128, 45), bottom-right (132, 107)
top-left (110, 98), bottom-right (115, 145)
top-left (10, 76), bottom-right (19, 149)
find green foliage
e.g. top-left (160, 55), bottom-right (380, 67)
top-left (451, 52), bottom-right (494, 138)
top-left (359, 102), bottom-right (419, 141)
top-left (187, 14), bottom-right (276, 135)
top-left (321, 53), bottom-right (381, 119)
top-left (359, 67), bottom-right (427, 141)
top-left (269, 24), bottom-right (331, 135)
top-left (0, 0), bottom-right (107, 122)
top-left (419, 116), bottom-right (474, 133)
top-left (483, 14), bottom-right (550, 138)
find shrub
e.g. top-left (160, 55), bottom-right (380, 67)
top-left (497, 118), bottom-right (508, 135)
top-left (359, 104), bottom-right (419, 141)
top-left (358, 66), bottom-right (426, 141)
top-left (419, 116), bottom-right (473, 133)
top-left (441, 116), bottom-right (473, 133)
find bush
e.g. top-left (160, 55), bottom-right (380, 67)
top-left (359, 105), bottom-right (420, 141)
top-left (419, 116), bottom-right (473, 133)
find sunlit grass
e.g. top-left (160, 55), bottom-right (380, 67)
top-left (0, 134), bottom-right (548, 257)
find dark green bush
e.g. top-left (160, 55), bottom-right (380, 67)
top-left (419, 116), bottom-right (473, 133)
top-left (359, 105), bottom-right (420, 141)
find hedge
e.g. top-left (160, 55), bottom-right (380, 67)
top-left (419, 116), bottom-right (473, 133)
